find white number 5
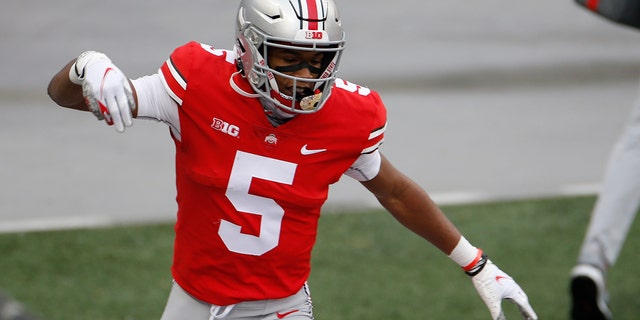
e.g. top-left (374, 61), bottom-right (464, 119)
top-left (219, 151), bottom-right (297, 256)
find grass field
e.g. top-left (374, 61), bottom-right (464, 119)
top-left (1, 195), bottom-right (639, 319)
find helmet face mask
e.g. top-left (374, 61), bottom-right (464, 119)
top-left (235, 0), bottom-right (346, 114)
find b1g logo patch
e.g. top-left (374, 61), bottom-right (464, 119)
top-left (305, 31), bottom-right (324, 40)
top-left (211, 117), bottom-right (240, 138)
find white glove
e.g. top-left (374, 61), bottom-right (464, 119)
top-left (471, 259), bottom-right (538, 320)
top-left (69, 51), bottom-right (135, 133)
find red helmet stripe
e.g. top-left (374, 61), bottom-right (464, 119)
top-left (586, 0), bottom-right (599, 10)
top-left (306, 0), bottom-right (319, 30)
top-left (296, 0), bottom-right (322, 30)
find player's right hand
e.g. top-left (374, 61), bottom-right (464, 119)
top-left (69, 51), bottom-right (135, 133)
top-left (471, 259), bottom-right (538, 320)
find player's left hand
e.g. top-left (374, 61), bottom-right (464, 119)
top-left (471, 260), bottom-right (538, 320)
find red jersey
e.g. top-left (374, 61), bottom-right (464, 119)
top-left (159, 41), bottom-right (386, 305)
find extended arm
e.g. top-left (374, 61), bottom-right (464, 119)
top-left (360, 153), bottom-right (460, 253)
top-left (361, 153), bottom-right (537, 320)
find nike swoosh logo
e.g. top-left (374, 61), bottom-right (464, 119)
top-left (495, 275), bottom-right (511, 282)
top-left (276, 309), bottom-right (299, 319)
top-left (301, 144), bottom-right (327, 155)
top-left (75, 63), bottom-right (85, 79)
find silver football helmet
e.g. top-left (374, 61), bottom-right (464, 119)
top-left (235, 0), bottom-right (346, 114)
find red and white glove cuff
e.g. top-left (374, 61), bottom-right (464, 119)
top-left (448, 236), bottom-right (487, 276)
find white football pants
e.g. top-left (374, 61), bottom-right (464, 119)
top-left (577, 88), bottom-right (640, 273)
top-left (160, 280), bottom-right (314, 320)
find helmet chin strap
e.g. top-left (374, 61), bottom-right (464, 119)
top-left (229, 71), bottom-right (260, 98)
top-left (231, 68), bottom-right (323, 124)
top-left (229, 71), bottom-right (293, 126)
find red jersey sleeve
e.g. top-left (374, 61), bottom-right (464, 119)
top-left (362, 90), bottom-right (387, 155)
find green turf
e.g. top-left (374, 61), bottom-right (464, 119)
top-left (1, 195), bottom-right (638, 319)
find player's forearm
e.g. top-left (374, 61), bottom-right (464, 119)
top-left (47, 59), bottom-right (88, 111)
top-left (361, 154), bottom-right (462, 254)
top-left (381, 180), bottom-right (461, 255)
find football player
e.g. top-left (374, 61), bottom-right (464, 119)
top-left (570, 0), bottom-right (640, 319)
top-left (47, 0), bottom-right (537, 319)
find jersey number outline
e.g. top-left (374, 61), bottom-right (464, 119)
top-left (219, 151), bottom-right (297, 256)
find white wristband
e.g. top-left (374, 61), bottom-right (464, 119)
top-left (448, 236), bottom-right (481, 269)
top-left (68, 51), bottom-right (111, 85)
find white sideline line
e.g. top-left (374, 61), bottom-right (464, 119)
top-left (430, 191), bottom-right (498, 205)
top-left (0, 215), bottom-right (116, 234)
top-left (0, 214), bottom-right (173, 234)
top-left (430, 183), bottom-right (601, 205)
top-left (556, 183), bottom-right (601, 196)
top-left (0, 183), bottom-right (602, 234)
